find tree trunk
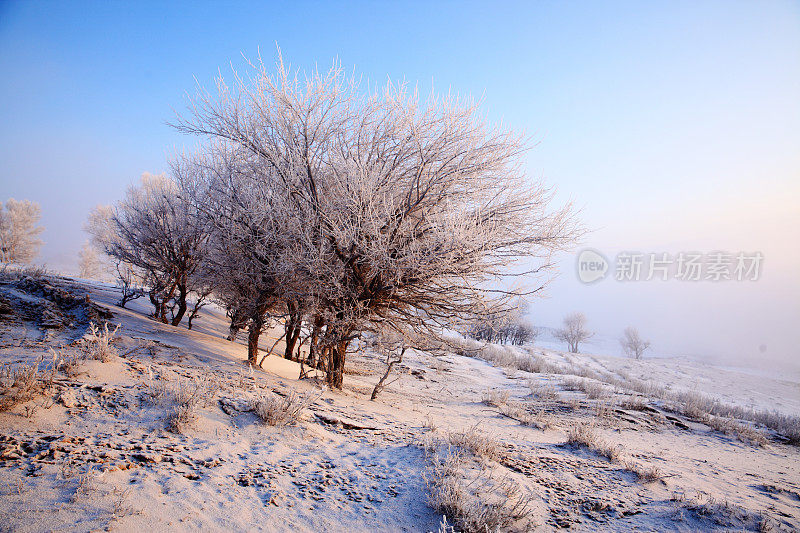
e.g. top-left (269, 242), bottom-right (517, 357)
top-left (284, 318), bottom-right (302, 361)
top-left (283, 301), bottom-right (302, 361)
top-left (171, 283), bottom-right (188, 326)
top-left (326, 339), bottom-right (349, 389)
top-left (306, 315), bottom-right (323, 368)
top-left (187, 294), bottom-right (206, 330)
top-left (149, 290), bottom-right (167, 323)
top-left (150, 280), bottom-right (177, 324)
top-left (247, 318), bottom-right (262, 366)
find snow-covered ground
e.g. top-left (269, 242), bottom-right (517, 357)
top-left (1, 275), bottom-right (798, 531)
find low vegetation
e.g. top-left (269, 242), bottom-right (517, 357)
top-left (446, 426), bottom-right (501, 461)
top-left (84, 322), bottom-right (120, 362)
top-left (142, 370), bottom-right (220, 433)
top-left (251, 390), bottom-right (316, 427)
top-left (0, 363), bottom-right (44, 412)
top-left (498, 402), bottom-right (553, 430)
top-left (422, 432), bottom-right (532, 532)
top-left (458, 339), bottom-right (798, 445)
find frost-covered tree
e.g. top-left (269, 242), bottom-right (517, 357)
top-left (620, 326), bottom-right (650, 360)
top-left (554, 312), bottom-right (592, 353)
top-left (0, 199), bottom-right (44, 264)
top-left (77, 241), bottom-right (104, 279)
top-left (87, 173), bottom-right (207, 326)
top-left (468, 302), bottom-right (539, 345)
top-left (176, 145), bottom-right (286, 364)
top-left (175, 54), bottom-right (580, 387)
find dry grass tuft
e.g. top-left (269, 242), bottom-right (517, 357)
top-left (84, 322), bottom-right (120, 362)
top-left (562, 377), bottom-right (609, 399)
top-left (527, 381), bottom-right (559, 400)
top-left (0, 363), bottom-right (44, 412)
top-left (51, 348), bottom-right (82, 378)
top-left (499, 402), bottom-right (553, 430)
top-left (166, 403), bottom-right (197, 433)
top-left (423, 442), bottom-right (532, 533)
top-left (141, 369), bottom-right (219, 433)
top-left (424, 413), bottom-right (438, 432)
top-left (566, 423), bottom-right (623, 462)
top-left (447, 426), bottom-right (500, 460)
top-left (623, 460), bottom-right (664, 483)
top-left (671, 490), bottom-right (767, 530)
top-left (252, 390), bottom-right (316, 427)
top-left (617, 395), bottom-right (648, 411)
top-left (702, 415), bottom-right (768, 446)
top-left (481, 388), bottom-right (509, 407)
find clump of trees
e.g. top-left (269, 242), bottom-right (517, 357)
top-left (554, 312), bottom-right (592, 353)
top-left (467, 307), bottom-right (539, 346)
top-left (91, 55), bottom-right (580, 389)
top-left (620, 327), bottom-right (650, 359)
top-left (0, 199), bottom-right (44, 264)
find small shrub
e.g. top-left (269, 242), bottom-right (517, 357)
top-left (51, 348), bottom-right (82, 378)
top-left (166, 403), bottom-right (197, 433)
top-left (172, 373), bottom-right (220, 409)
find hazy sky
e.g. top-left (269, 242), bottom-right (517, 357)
top-left (1, 1), bottom-right (798, 369)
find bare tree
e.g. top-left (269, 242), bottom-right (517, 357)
top-left (554, 312), bottom-right (592, 353)
top-left (114, 260), bottom-right (145, 308)
top-left (175, 53), bottom-right (581, 387)
top-left (185, 281), bottom-right (213, 331)
top-left (371, 343), bottom-right (407, 401)
top-left (620, 326), bottom-right (650, 360)
top-left (0, 199), bottom-right (44, 264)
top-left (87, 173), bottom-right (207, 326)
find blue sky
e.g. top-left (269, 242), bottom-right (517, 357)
top-left (1, 1), bottom-right (798, 366)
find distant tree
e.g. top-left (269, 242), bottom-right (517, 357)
top-left (0, 199), bottom-right (44, 264)
top-left (554, 312), bottom-right (592, 353)
top-left (77, 241), bottom-right (104, 279)
top-left (620, 326), bottom-right (650, 360)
